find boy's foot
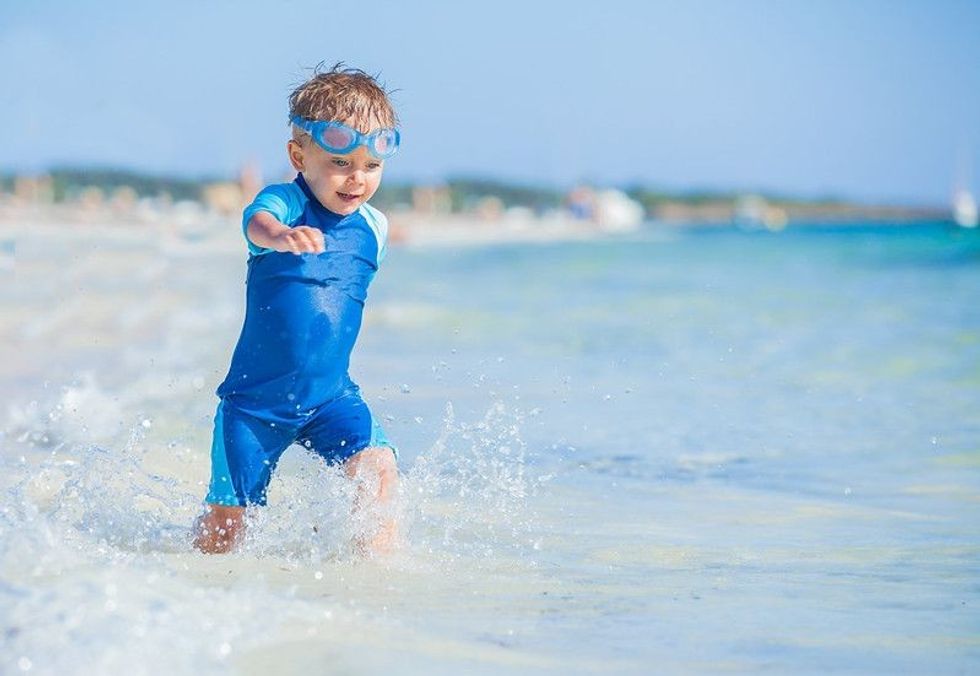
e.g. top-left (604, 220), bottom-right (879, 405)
top-left (353, 520), bottom-right (400, 557)
top-left (193, 504), bottom-right (245, 554)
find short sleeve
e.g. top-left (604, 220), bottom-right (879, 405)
top-left (358, 203), bottom-right (390, 264)
top-left (241, 182), bottom-right (307, 255)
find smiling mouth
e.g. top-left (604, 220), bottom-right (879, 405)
top-left (337, 192), bottom-right (362, 202)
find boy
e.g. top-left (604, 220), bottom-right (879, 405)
top-left (193, 65), bottom-right (400, 555)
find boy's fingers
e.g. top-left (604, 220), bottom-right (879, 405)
top-left (296, 231), bottom-right (316, 253)
top-left (277, 227), bottom-right (324, 254)
top-left (312, 233), bottom-right (325, 253)
top-left (297, 227), bottom-right (325, 253)
top-left (309, 230), bottom-right (325, 252)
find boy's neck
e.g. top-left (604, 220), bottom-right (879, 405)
top-left (295, 173), bottom-right (349, 219)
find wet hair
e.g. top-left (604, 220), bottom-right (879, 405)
top-left (288, 62), bottom-right (398, 135)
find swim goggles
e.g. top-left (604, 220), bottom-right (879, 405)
top-left (290, 116), bottom-right (400, 159)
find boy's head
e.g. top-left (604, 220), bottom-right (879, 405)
top-left (289, 64), bottom-right (398, 133)
top-left (286, 64), bottom-right (398, 216)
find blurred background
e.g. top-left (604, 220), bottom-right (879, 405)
top-left (2, 2), bottom-right (980, 675)
top-left (1, 0), bottom-right (978, 227)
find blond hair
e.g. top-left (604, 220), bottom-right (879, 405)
top-left (288, 63), bottom-right (398, 135)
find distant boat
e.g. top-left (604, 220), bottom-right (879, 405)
top-left (952, 188), bottom-right (978, 228)
top-left (593, 189), bottom-right (644, 232)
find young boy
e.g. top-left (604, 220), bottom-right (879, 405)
top-left (193, 65), bottom-right (400, 555)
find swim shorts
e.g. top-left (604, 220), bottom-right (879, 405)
top-left (204, 387), bottom-right (395, 507)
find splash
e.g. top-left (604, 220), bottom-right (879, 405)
top-left (402, 401), bottom-right (541, 562)
top-left (4, 374), bottom-right (544, 567)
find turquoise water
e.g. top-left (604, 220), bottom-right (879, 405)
top-left (367, 223), bottom-right (980, 671)
top-left (1, 221), bottom-right (978, 673)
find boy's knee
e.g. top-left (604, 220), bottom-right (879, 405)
top-left (346, 446), bottom-right (398, 481)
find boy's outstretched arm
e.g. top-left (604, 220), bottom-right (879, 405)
top-left (247, 211), bottom-right (325, 254)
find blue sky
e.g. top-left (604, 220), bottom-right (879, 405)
top-left (1, 0), bottom-right (978, 205)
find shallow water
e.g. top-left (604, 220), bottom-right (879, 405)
top-left (1, 220), bottom-right (978, 674)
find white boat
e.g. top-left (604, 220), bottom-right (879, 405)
top-left (593, 189), bottom-right (644, 232)
top-left (952, 188), bottom-right (978, 228)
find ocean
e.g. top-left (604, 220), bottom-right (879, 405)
top-left (1, 219), bottom-right (978, 674)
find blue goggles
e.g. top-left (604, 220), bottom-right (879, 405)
top-left (290, 116), bottom-right (400, 159)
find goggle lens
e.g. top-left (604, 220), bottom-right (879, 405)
top-left (372, 130), bottom-right (397, 157)
top-left (322, 125), bottom-right (356, 152)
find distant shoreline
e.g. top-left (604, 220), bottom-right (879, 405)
top-left (0, 204), bottom-right (965, 258)
top-left (1, 168), bottom-right (957, 230)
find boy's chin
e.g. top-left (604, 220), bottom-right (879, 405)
top-left (324, 197), bottom-right (362, 215)
top-left (325, 200), bottom-right (361, 216)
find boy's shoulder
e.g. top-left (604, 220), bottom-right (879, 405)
top-left (241, 181), bottom-right (308, 255)
top-left (247, 181), bottom-right (308, 226)
top-left (358, 202), bottom-right (387, 228)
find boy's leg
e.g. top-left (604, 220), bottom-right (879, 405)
top-left (300, 390), bottom-right (400, 554)
top-left (344, 446), bottom-right (399, 554)
top-left (193, 401), bottom-right (292, 554)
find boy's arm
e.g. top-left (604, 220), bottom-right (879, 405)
top-left (247, 211), bottom-right (325, 255)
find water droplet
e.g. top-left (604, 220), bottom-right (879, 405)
top-left (141, 419), bottom-right (152, 428)
top-left (314, 571), bottom-right (323, 580)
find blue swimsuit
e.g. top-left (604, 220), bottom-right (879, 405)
top-left (205, 173), bottom-right (394, 507)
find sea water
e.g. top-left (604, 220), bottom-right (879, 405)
top-left (0, 220), bottom-right (978, 674)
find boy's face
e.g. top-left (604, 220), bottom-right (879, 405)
top-left (288, 128), bottom-right (384, 216)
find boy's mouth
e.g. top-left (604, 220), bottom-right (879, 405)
top-left (337, 191), bottom-right (361, 203)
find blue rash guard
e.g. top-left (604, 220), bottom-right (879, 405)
top-left (216, 173), bottom-right (388, 421)
top-left (204, 173), bottom-right (394, 507)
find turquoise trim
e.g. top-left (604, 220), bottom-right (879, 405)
top-left (369, 415), bottom-right (398, 459)
top-left (358, 203), bottom-right (389, 264)
top-left (204, 402), bottom-right (241, 506)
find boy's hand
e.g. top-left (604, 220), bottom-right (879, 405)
top-left (247, 212), bottom-right (326, 255)
top-left (271, 225), bottom-right (326, 255)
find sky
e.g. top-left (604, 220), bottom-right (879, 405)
top-left (1, 0), bottom-right (978, 206)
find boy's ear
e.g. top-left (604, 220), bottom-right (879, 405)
top-left (287, 139), bottom-right (305, 172)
